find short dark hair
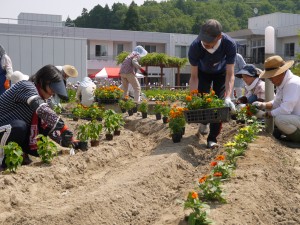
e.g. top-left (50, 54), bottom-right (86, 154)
top-left (29, 65), bottom-right (63, 93)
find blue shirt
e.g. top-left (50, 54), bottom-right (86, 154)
top-left (188, 33), bottom-right (237, 74)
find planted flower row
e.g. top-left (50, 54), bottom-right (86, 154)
top-left (183, 117), bottom-right (263, 224)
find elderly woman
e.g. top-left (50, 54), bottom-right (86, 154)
top-left (119, 45), bottom-right (148, 103)
top-left (235, 64), bottom-right (265, 104)
top-left (0, 64), bottom-right (74, 168)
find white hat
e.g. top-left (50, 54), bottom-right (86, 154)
top-left (11, 71), bottom-right (29, 84)
top-left (133, 46), bottom-right (148, 57)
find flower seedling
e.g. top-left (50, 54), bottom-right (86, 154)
top-left (88, 120), bottom-right (103, 141)
top-left (3, 142), bottom-right (23, 172)
top-left (36, 134), bottom-right (58, 164)
top-left (76, 123), bottom-right (90, 142)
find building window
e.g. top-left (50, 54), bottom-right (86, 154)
top-left (175, 46), bottom-right (188, 58)
top-left (95, 45), bottom-right (107, 57)
top-left (284, 43), bottom-right (295, 57)
top-left (144, 45), bottom-right (156, 53)
top-left (116, 44), bottom-right (124, 55)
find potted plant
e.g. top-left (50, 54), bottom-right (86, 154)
top-left (87, 103), bottom-right (104, 121)
top-left (153, 101), bottom-right (163, 120)
top-left (124, 98), bottom-right (136, 116)
top-left (88, 120), bottom-right (103, 146)
top-left (118, 99), bottom-right (127, 113)
top-left (161, 103), bottom-right (171, 123)
top-left (138, 100), bottom-right (149, 118)
top-left (168, 106), bottom-right (186, 143)
top-left (72, 105), bottom-right (83, 121)
top-left (36, 134), bottom-right (58, 164)
top-left (103, 109), bottom-right (119, 140)
top-left (76, 123), bottom-right (90, 150)
top-left (113, 113), bottom-right (125, 135)
top-left (3, 142), bottom-right (23, 172)
top-left (95, 85), bottom-right (124, 104)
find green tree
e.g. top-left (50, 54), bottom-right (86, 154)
top-left (124, 2), bottom-right (140, 30)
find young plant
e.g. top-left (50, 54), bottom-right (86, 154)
top-left (113, 113), bottom-right (125, 131)
top-left (87, 103), bottom-right (104, 120)
top-left (36, 134), bottom-right (58, 164)
top-left (183, 191), bottom-right (212, 225)
top-left (88, 120), bottom-right (103, 141)
top-left (210, 155), bottom-right (233, 180)
top-left (76, 123), bottom-right (90, 142)
top-left (3, 142), bottom-right (23, 172)
top-left (72, 105), bottom-right (84, 119)
top-left (123, 98), bottom-right (136, 111)
top-left (103, 109), bottom-right (119, 134)
top-left (138, 100), bottom-right (149, 113)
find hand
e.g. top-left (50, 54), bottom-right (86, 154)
top-left (61, 130), bottom-right (73, 147)
top-left (224, 97), bottom-right (236, 113)
top-left (252, 101), bottom-right (266, 110)
top-left (140, 68), bottom-right (147, 76)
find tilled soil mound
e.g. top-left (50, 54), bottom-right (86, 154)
top-left (0, 113), bottom-right (299, 225)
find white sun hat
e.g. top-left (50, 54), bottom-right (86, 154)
top-left (11, 71), bottom-right (29, 85)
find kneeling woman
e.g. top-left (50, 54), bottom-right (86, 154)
top-left (0, 64), bottom-right (74, 167)
top-left (235, 64), bottom-right (265, 104)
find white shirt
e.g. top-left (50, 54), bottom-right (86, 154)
top-left (271, 70), bottom-right (300, 117)
top-left (1, 54), bottom-right (13, 80)
top-left (76, 81), bottom-right (96, 107)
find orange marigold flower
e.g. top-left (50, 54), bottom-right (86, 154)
top-left (213, 172), bottom-right (222, 177)
top-left (191, 90), bottom-right (198, 95)
top-left (215, 155), bottom-right (225, 161)
top-left (211, 90), bottom-right (215, 96)
top-left (199, 175), bottom-right (207, 183)
top-left (191, 191), bottom-right (198, 199)
top-left (206, 98), bottom-right (212, 103)
top-left (186, 95), bottom-right (192, 102)
top-left (210, 161), bottom-right (217, 167)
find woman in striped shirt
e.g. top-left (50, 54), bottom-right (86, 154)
top-left (0, 64), bottom-right (74, 168)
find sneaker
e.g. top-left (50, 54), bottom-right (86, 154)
top-left (198, 124), bottom-right (209, 135)
top-left (207, 141), bottom-right (219, 149)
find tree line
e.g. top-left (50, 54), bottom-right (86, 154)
top-left (66, 0), bottom-right (300, 34)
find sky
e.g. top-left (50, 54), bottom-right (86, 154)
top-left (2, 0), bottom-right (163, 21)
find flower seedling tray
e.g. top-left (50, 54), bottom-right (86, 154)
top-left (183, 107), bottom-right (230, 123)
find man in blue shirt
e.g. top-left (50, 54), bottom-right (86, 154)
top-left (188, 19), bottom-right (236, 148)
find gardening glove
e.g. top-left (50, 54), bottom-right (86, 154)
top-left (224, 97), bottom-right (236, 113)
top-left (252, 101), bottom-right (266, 110)
top-left (139, 68), bottom-right (147, 76)
top-left (61, 130), bottom-right (74, 147)
top-left (255, 110), bottom-right (266, 119)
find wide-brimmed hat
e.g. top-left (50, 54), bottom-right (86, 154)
top-left (236, 64), bottom-right (259, 78)
top-left (198, 19), bottom-right (222, 43)
top-left (11, 71), bottom-right (29, 84)
top-left (62, 65), bottom-right (78, 78)
top-left (259, 55), bottom-right (294, 79)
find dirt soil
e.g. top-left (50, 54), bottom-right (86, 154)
top-left (0, 113), bottom-right (299, 225)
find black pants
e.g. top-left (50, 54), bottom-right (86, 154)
top-left (198, 71), bottom-right (226, 143)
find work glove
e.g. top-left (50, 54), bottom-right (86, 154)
top-left (224, 97), bottom-right (236, 113)
top-left (252, 101), bottom-right (266, 110)
top-left (255, 110), bottom-right (272, 119)
top-left (140, 68), bottom-right (148, 76)
top-left (61, 130), bottom-right (74, 147)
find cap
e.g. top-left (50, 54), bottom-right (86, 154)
top-left (236, 64), bottom-right (259, 78)
top-left (49, 80), bottom-right (69, 101)
top-left (198, 19), bottom-right (222, 43)
top-left (62, 65), bottom-right (78, 78)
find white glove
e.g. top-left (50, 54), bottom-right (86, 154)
top-left (255, 110), bottom-right (266, 119)
top-left (224, 97), bottom-right (236, 113)
top-left (252, 101), bottom-right (266, 110)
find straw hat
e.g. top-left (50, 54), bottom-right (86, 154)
top-left (62, 65), bottom-right (78, 78)
top-left (259, 55), bottom-right (294, 79)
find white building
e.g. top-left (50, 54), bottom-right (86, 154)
top-left (228, 12), bottom-right (300, 66)
top-left (0, 12), bottom-right (299, 85)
